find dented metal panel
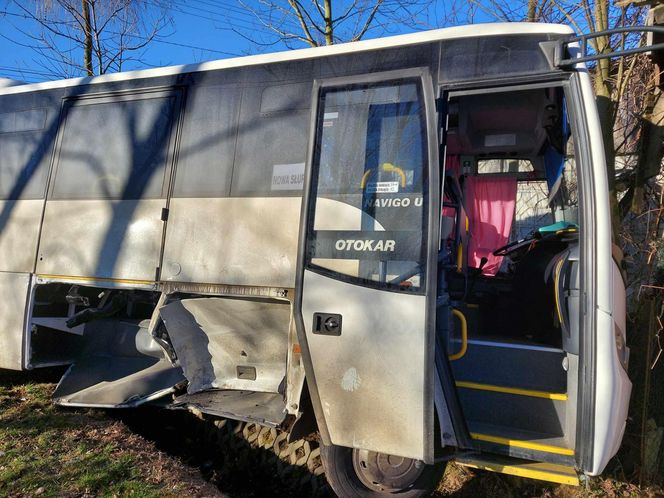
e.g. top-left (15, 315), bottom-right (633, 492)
top-left (0, 271), bottom-right (30, 369)
top-left (52, 319), bottom-right (185, 407)
top-left (161, 197), bottom-right (301, 287)
top-left (159, 296), bottom-right (291, 394)
top-left (0, 200), bottom-right (44, 272)
top-left (37, 199), bottom-right (165, 281)
top-left (53, 357), bottom-right (185, 407)
top-left (174, 390), bottom-right (287, 427)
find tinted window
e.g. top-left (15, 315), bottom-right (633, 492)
top-left (0, 108), bottom-right (53, 200)
top-left (52, 94), bottom-right (177, 200)
top-left (306, 80), bottom-right (429, 292)
top-left (173, 86), bottom-right (240, 197)
top-left (232, 84), bottom-right (310, 195)
top-left (440, 35), bottom-right (558, 83)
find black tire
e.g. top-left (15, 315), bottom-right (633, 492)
top-left (320, 443), bottom-right (446, 498)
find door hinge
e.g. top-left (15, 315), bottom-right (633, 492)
top-left (161, 208), bottom-right (169, 222)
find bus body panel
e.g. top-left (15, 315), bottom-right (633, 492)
top-left (574, 70), bottom-right (631, 475)
top-left (0, 199), bottom-right (44, 272)
top-left (37, 199), bottom-right (166, 282)
top-left (0, 272), bottom-right (30, 369)
top-left (162, 197), bottom-right (302, 288)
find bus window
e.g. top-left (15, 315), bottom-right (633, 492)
top-left (52, 95), bottom-right (177, 200)
top-left (231, 83), bottom-right (310, 196)
top-left (0, 108), bottom-right (53, 200)
top-left (172, 86), bottom-right (241, 198)
top-left (306, 80), bottom-right (428, 291)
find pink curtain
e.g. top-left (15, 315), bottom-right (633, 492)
top-left (465, 176), bottom-right (517, 276)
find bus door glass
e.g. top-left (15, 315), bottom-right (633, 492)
top-left (297, 71), bottom-right (439, 462)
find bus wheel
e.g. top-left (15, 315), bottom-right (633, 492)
top-left (320, 443), bottom-right (446, 497)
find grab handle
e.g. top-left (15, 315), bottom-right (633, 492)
top-left (448, 308), bottom-right (468, 361)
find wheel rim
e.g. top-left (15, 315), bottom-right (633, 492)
top-left (351, 448), bottom-right (424, 492)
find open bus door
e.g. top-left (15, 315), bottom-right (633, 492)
top-left (294, 68), bottom-right (455, 494)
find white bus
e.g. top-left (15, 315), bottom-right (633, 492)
top-left (0, 23), bottom-right (631, 496)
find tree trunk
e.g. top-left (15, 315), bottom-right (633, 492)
top-left (324, 0), bottom-right (333, 45)
top-left (527, 0), bottom-right (538, 22)
top-left (593, 0), bottom-right (620, 236)
top-left (81, 0), bottom-right (93, 76)
top-left (633, 88), bottom-right (664, 213)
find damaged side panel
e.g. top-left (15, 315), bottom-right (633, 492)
top-left (52, 319), bottom-right (186, 408)
top-left (28, 282), bottom-right (185, 408)
top-left (159, 296), bottom-right (291, 394)
top-left (25, 282), bottom-right (296, 427)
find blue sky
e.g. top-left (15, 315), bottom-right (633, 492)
top-left (0, 0), bottom-right (485, 82)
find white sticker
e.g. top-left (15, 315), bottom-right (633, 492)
top-left (365, 181), bottom-right (399, 194)
top-left (484, 133), bottom-right (517, 147)
top-left (323, 112), bottom-right (338, 120)
top-left (271, 162), bottom-right (305, 191)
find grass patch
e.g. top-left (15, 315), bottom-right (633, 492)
top-left (0, 370), bottom-right (219, 497)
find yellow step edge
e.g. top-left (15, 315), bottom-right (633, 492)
top-left (455, 455), bottom-right (580, 486)
top-left (455, 380), bottom-right (568, 401)
top-left (470, 432), bottom-right (575, 456)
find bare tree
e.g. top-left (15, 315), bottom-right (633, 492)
top-left (234, 0), bottom-right (436, 48)
top-left (3, 0), bottom-right (172, 78)
top-left (467, 0), bottom-right (659, 227)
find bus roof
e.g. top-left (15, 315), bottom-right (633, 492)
top-left (0, 22), bottom-right (574, 96)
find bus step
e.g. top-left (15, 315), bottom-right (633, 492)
top-left (455, 381), bottom-right (567, 400)
top-left (450, 339), bottom-right (567, 393)
top-left (468, 422), bottom-right (575, 466)
top-left (456, 381), bottom-right (567, 436)
top-left (454, 453), bottom-right (580, 486)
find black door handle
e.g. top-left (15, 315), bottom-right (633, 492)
top-left (313, 312), bottom-right (342, 336)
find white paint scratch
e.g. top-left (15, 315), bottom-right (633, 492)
top-left (341, 367), bottom-right (361, 392)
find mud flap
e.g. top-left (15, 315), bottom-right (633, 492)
top-left (53, 319), bottom-right (185, 407)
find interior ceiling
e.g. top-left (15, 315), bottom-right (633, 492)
top-left (447, 88), bottom-right (558, 157)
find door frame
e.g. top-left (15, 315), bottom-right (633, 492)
top-left (293, 67), bottom-right (441, 462)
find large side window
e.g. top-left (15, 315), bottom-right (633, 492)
top-left (306, 79), bottom-right (429, 292)
top-left (52, 92), bottom-right (178, 200)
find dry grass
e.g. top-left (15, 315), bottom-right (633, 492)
top-left (0, 369), bottom-right (222, 498)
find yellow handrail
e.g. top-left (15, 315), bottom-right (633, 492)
top-left (360, 162), bottom-right (407, 189)
top-left (448, 308), bottom-right (468, 361)
top-left (456, 243), bottom-right (463, 273)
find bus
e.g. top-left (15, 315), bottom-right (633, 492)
top-left (0, 22), bottom-right (630, 496)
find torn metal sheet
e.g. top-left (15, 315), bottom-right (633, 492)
top-left (174, 390), bottom-right (287, 427)
top-left (159, 297), bottom-right (290, 394)
top-left (53, 356), bottom-right (185, 407)
top-left (52, 318), bottom-right (185, 407)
